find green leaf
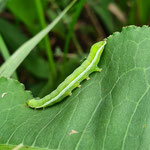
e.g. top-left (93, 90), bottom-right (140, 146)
top-left (0, 34), bottom-right (10, 61)
top-left (0, 0), bottom-right (6, 12)
top-left (0, 34), bottom-right (18, 79)
top-left (1, 26), bottom-right (150, 150)
top-left (34, 0), bottom-right (56, 78)
top-left (136, 0), bottom-right (150, 24)
top-left (0, 0), bottom-right (77, 78)
top-left (63, 0), bottom-right (86, 61)
top-left (6, 0), bottom-right (38, 32)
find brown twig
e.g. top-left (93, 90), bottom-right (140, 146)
top-left (84, 3), bottom-right (106, 40)
top-left (108, 3), bottom-right (126, 24)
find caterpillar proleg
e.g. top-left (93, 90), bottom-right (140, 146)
top-left (27, 40), bottom-right (106, 108)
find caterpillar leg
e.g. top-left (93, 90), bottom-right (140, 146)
top-left (86, 77), bottom-right (90, 80)
top-left (69, 92), bottom-right (72, 96)
top-left (95, 67), bottom-right (102, 72)
top-left (78, 84), bottom-right (81, 88)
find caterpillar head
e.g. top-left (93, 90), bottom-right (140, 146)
top-left (87, 40), bottom-right (106, 62)
top-left (90, 40), bottom-right (106, 55)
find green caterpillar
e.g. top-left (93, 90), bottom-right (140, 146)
top-left (27, 40), bottom-right (106, 108)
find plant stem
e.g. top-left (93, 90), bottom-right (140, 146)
top-left (34, 0), bottom-right (57, 78)
top-left (63, 0), bottom-right (86, 62)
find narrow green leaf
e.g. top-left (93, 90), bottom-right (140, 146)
top-left (0, 34), bottom-right (10, 61)
top-left (34, 0), bottom-right (56, 78)
top-left (136, 0), bottom-right (150, 24)
top-left (6, 0), bottom-right (38, 33)
top-left (63, 0), bottom-right (86, 61)
top-left (0, 0), bottom-right (7, 12)
top-left (0, 0), bottom-right (77, 78)
top-left (0, 34), bottom-right (18, 79)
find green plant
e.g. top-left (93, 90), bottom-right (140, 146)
top-left (1, 25), bottom-right (150, 149)
top-left (0, 0), bottom-right (150, 149)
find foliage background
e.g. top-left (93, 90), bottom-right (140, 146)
top-left (1, 0), bottom-right (150, 150)
top-left (0, 0), bottom-right (150, 96)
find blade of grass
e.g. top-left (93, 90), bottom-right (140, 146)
top-left (136, 0), bottom-right (150, 24)
top-left (0, 35), bottom-right (10, 61)
top-left (0, 0), bottom-right (6, 12)
top-left (34, 0), bottom-right (56, 78)
top-left (0, 0), bottom-right (77, 78)
top-left (63, 0), bottom-right (86, 62)
top-left (128, 1), bottom-right (137, 25)
top-left (0, 34), bottom-right (18, 79)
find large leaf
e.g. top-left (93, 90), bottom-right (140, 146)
top-left (0, 26), bottom-right (150, 150)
